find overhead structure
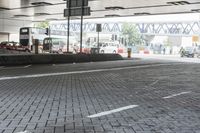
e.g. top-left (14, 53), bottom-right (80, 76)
top-left (0, 0), bottom-right (200, 21)
top-left (50, 21), bottom-right (200, 36)
top-left (137, 22), bottom-right (200, 36)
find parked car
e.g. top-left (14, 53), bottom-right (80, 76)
top-left (180, 46), bottom-right (195, 58)
top-left (99, 42), bottom-right (118, 54)
top-left (81, 44), bottom-right (91, 54)
top-left (0, 41), bottom-right (30, 52)
top-left (0, 41), bottom-right (12, 49)
top-left (195, 46), bottom-right (200, 58)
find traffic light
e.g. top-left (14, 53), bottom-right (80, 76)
top-left (45, 28), bottom-right (49, 35)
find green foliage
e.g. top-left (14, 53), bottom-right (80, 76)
top-left (34, 21), bottom-right (49, 28)
top-left (121, 23), bottom-right (142, 46)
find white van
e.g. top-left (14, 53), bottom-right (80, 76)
top-left (99, 42), bottom-right (118, 53)
top-left (43, 37), bottom-right (76, 54)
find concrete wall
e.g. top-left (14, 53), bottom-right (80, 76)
top-left (0, 33), bottom-right (8, 42)
top-left (181, 37), bottom-right (192, 47)
top-left (0, 18), bottom-right (31, 34)
top-left (168, 36), bottom-right (182, 47)
top-left (0, 54), bottom-right (124, 66)
top-left (0, 18), bottom-right (31, 42)
top-left (9, 34), bottom-right (19, 42)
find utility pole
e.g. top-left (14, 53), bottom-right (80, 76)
top-left (67, 0), bottom-right (71, 53)
top-left (80, 0), bottom-right (85, 53)
top-left (96, 24), bottom-right (102, 54)
top-left (64, 0), bottom-right (90, 54)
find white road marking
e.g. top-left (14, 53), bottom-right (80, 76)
top-left (17, 131), bottom-right (32, 133)
top-left (24, 65), bottom-right (32, 68)
top-left (0, 65), bottom-right (31, 70)
top-left (87, 105), bottom-right (139, 118)
top-left (163, 91), bottom-right (191, 99)
top-left (0, 63), bottom-right (171, 81)
top-left (52, 62), bottom-right (76, 66)
top-left (149, 79), bottom-right (160, 86)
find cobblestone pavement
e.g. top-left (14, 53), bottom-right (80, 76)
top-left (0, 59), bottom-right (200, 133)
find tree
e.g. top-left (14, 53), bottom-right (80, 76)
top-left (121, 23), bottom-right (142, 46)
top-left (34, 21), bottom-right (49, 28)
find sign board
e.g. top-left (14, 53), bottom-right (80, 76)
top-left (192, 36), bottom-right (199, 42)
top-left (64, 7), bottom-right (91, 17)
top-left (96, 24), bottom-right (102, 32)
top-left (67, 0), bottom-right (88, 8)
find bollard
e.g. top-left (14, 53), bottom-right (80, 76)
top-left (127, 48), bottom-right (132, 58)
top-left (34, 39), bottom-right (39, 54)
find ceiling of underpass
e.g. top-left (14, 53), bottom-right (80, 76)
top-left (0, 0), bottom-right (200, 22)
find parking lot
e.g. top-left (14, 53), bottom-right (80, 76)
top-left (0, 59), bottom-right (200, 133)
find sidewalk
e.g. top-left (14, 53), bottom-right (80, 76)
top-left (121, 53), bottom-right (200, 63)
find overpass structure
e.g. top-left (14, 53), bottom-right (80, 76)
top-left (50, 21), bottom-right (200, 37)
top-left (137, 21), bottom-right (200, 36)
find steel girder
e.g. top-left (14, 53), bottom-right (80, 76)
top-left (136, 22), bottom-right (200, 36)
top-left (50, 22), bottom-right (122, 33)
top-left (50, 21), bottom-right (200, 36)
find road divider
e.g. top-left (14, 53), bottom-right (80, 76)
top-left (0, 53), bottom-right (123, 66)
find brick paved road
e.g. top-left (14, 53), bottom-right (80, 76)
top-left (0, 59), bottom-right (200, 133)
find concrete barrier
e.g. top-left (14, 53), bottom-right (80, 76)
top-left (90, 54), bottom-right (123, 61)
top-left (0, 54), bottom-right (123, 66)
top-left (52, 54), bottom-right (74, 64)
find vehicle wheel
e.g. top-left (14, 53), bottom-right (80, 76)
top-left (192, 54), bottom-right (194, 58)
top-left (101, 50), bottom-right (104, 53)
top-left (58, 50), bottom-right (62, 54)
top-left (39, 48), bottom-right (43, 53)
top-left (25, 49), bottom-right (30, 53)
top-left (113, 50), bottom-right (116, 53)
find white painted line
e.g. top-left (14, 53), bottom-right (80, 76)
top-left (149, 79), bottom-right (160, 86)
top-left (17, 131), bottom-right (32, 133)
top-left (24, 65), bottom-right (32, 68)
top-left (87, 105), bottom-right (139, 118)
top-left (0, 66), bottom-right (28, 70)
top-left (163, 91), bottom-right (191, 99)
top-left (0, 63), bottom-right (170, 81)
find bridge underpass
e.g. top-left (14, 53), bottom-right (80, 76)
top-left (1, 0), bottom-right (200, 133)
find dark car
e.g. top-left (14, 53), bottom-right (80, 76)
top-left (0, 41), bottom-right (30, 52)
top-left (0, 41), bottom-right (13, 49)
top-left (180, 46), bottom-right (195, 58)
